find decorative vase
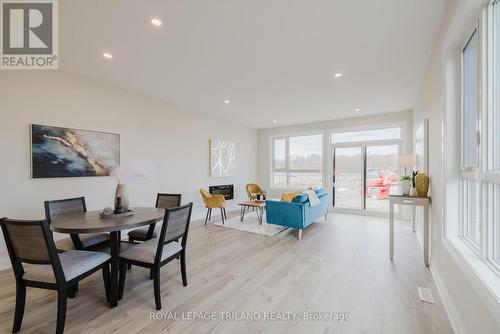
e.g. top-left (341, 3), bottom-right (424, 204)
top-left (115, 184), bottom-right (129, 212)
top-left (401, 179), bottom-right (411, 195)
top-left (415, 173), bottom-right (430, 197)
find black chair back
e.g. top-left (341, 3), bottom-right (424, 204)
top-left (155, 203), bottom-right (193, 263)
top-left (156, 193), bottom-right (182, 209)
top-left (44, 197), bottom-right (87, 222)
top-left (0, 218), bottom-right (65, 283)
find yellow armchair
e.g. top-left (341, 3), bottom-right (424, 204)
top-left (246, 183), bottom-right (266, 200)
top-left (200, 189), bottom-right (227, 226)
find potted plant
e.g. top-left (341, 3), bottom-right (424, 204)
top-left (401, 175), bottom-right (411, 195)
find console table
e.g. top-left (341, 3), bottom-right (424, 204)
top-left (389, 195), bottom-right (431, 266)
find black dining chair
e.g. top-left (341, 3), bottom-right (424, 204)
top-left (128, 193), bottom-right (182, 242)
top-left (0, 218), bottom-right (111, 334)
top-left (118, 202), bottom-right (193, 310)
top-left (45, 197), bottom-right (110, 251)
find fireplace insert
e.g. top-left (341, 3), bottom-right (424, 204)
top-left (209, 184), bottom-right (234, 200)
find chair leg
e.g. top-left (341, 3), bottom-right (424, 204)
top-left (128, 263), bottom-right (132, 270)
top-left (204, 208), bottom-right (210, 226)
top-left (102, 265), bottom-right (111, 303)
top-left (209, 208), bottom-right (212, 221)
top-left (68, 283), bottom-right (78, 298)
top-left (12, 282), bottom-right (26, 333)
top-left (153, 268), bottom-right (161, 310)
top-left (56, 289), bottom-right (67, 334)
top-left (220, 208), bottom-right (225, 225)
top-left (118, 262), bottom-right (127, 301)
top-left (150, 269), bottom-right (154, 280)
top-left (180, 251), bottom-right (188, 287)
top-left (223, 208), bottom-right (227, 220)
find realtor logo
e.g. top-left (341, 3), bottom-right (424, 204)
top-left (1, 0), bottom-right (58, 69)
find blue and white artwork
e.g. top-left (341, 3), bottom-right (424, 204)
top-left (31, 124), bottom-right (120, 178)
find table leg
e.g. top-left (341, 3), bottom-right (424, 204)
top-left (390, 200), bottom-right (394, 261)
top-left (424, 203), bottom-right (430, 267)
top-left (240, 206), bottom-right (243, 222)
top-left (109, 231), bottom-right (120, 307)
top-left (241, 206), bottom-right (246, 222)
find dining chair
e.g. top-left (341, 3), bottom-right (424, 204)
top-left (45, 197), bottom-right (110, 251)
top-left (128, 193), bottom-right (182, 242)
top-left (118, 202), bottom-right (193, 310)
top-left (199, 189), bottom-right (226, 225)
top-left (0, 218), bottom-right (111, 334)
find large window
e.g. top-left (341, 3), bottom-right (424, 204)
top-left (458, 1), bottom-right (500, 271)
top-left (460, 27), bottom-right (481, 250)
top-left (272, 134), bottom-right (323, 188)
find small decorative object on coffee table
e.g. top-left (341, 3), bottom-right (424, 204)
top-left (238, 200), bottom-right (266, 225)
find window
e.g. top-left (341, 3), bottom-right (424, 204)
top-left (460, 27), bottom-right (481, 252)
top-left (331, 127), bottom-right (401, 144)
top-left (272, 134), bottom-right (323, 188)
top-left (458, 1), bottom-right (500, 271)
top-left (462, 29), bottom-right (479, 168)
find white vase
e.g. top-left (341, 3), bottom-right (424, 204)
top-left (114, 184), bottom-right (129, 212)
top-left (402, 180), bottom-right (411, 195)
top-left (410, 187), bottom-right (416, 196)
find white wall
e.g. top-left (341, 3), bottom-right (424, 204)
top-left (413, 0), bottom-right (500, 332)
top-left (0, 71), bottom-right (258, 269)
top-left (258, 110), bottom-right (413, 198)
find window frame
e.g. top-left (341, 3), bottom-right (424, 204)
top-left (271, 133), bottom-right (324, 189)
top-left (456, 1), bottom-right (500, 275)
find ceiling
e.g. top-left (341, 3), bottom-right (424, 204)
top-left (60, 0), bottom-right (450, 129)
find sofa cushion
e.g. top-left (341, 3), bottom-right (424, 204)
top-left (292, 193), bottom-right (309, 203)
top-left (281, 191), bottom-right (299, 202)
top-left (315, 188), bottom-right (327, 197)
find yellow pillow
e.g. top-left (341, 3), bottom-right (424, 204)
top-left (281, 191), bottom-right (299, 202)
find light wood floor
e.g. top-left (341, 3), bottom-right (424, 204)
top-left (0, 213), bottom-right (453, 334)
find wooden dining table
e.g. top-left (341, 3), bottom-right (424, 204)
top-left (50, 207), bottom-right (165, 307)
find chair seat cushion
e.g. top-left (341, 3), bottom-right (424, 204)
top-left (127, 225), bottom-right (159, 239)
top-left (23, 250), bottom-right (111, 283)
top-left (120, 239), bottom-right (182, 264)
top-left (55, 233), bottom-right (110, 251)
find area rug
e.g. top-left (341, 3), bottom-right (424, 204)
top-left (213, 214), bottom-right (288, 236)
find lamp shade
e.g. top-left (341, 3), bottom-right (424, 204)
top-left (399, 154), bottom-right (417, 166)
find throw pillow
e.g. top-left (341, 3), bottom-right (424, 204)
top-left (281, 191), bottom-right (299, 202)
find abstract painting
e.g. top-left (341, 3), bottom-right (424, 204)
top-left (210, 139), bottom-right (235, 177)
top-left (31, 124), bottom-right (120, 178)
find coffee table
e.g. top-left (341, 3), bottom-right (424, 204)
top-left (238, 200), bottom-right (266, 225)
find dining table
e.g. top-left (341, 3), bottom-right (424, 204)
top-left (50, 207), bottom-right (165, 307)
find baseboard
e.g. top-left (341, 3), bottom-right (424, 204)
top-left (430, 262), bottom-right (467, 334)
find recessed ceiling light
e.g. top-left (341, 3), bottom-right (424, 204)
top-left (334, 73), bottom-right (343, 78)
top-left (151, 18), bottom-right (162, 27)
top-left (273, 120), bottom-right (278, 124)
top-left (354, 108), bottom-right (361, 112)
top-left (224, 100), bottom-right (230, 104)
top-left (103, 52), bottom-right (113, 59)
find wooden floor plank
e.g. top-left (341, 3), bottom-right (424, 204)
top-left (0, 213), bottom-right (452, 334)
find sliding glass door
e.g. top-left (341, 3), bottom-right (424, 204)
top-left (331, 127), bottom-right (403, 215)
top-left (365, 145), bottom-right (400, 212)
top-left (333, 147), bottom-right (363, 209)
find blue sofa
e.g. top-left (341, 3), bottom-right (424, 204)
top-left (265, 188), bottom-right (329, 239)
